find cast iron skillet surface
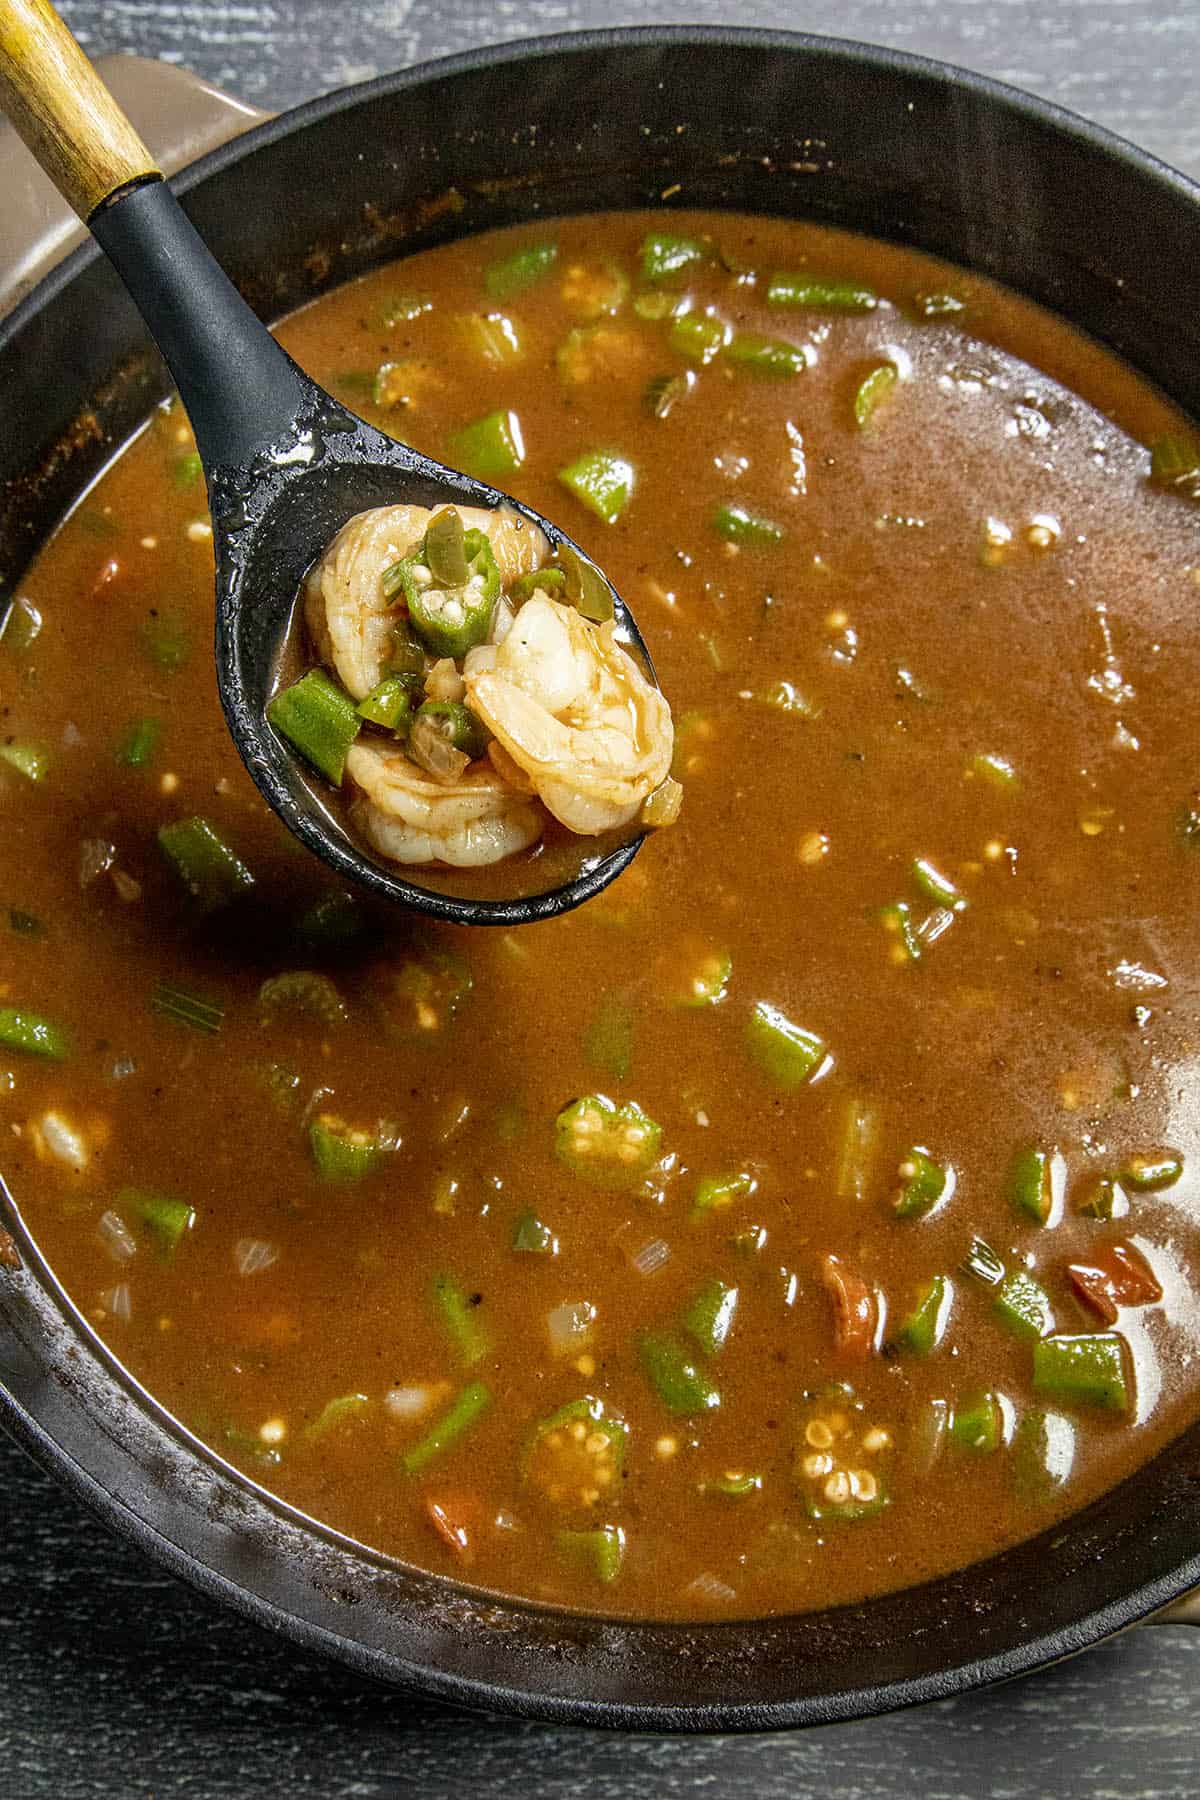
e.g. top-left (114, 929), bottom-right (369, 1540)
top-left (3, 26), bottom-right (1200, 1731)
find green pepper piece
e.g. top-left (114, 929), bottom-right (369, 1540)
top-left (115, 716), bottom-right (163, 769)
top-left (745, 1002), bottom-right (826, 1090)
top-left (639, 231), bottom-right (708, 283)
top-left (669, 311), bottom-right (729, 364)
top-left (911, 857), bottom-right (968, 913)
top-left (0, 1005), bottom-right (69, 1060)
top-left (879, 900), bottom-right (922, 963)
top-left (399, 528), bottom-right (501, 658)
top-left (449, 408), bottom-right (525, 480)
top-left (401, 1380), bottom-right (491, 1474)
top-left (157, 817), bottom-right (254, 913)
top-left (584, 993), bottom-right (634, 1082)
top-left (432, 1272), bottom-right (492, 1367)
top-left (308, 1116), bottom-right (382, 1182)
top-left (893, 1147), bottom-right (954, 1218)
top-left (554, 1094), bottom-right (662, 1185)
top-left (267, 669), bottom-right (361, 786)
top-left (484, 240), bottom-right (557, 300)
top-left (416, 701), bottom-right (489, 761)
top-left (1122, 1150), bottom-right (1184, 1192)
top-left (767, 273), bottom-right (878, 311)
top-left (639, 1330), bottom-right (721, 1414)
top-left (558, 450), bottom-right (635, 524)
top-left (683, 1278), bottom-right (739, 1358)
top-left (993, 1268), bottom-right (1055, 1339)
top-left (303, 1393), bottom-right (370, 1443)
top-left (555, 1524), bottom-right (625, 1583)
top-left (950, 1390), bottom-right (1003, 1453)
top-left (123, 1187), bottom-right (195, 1256)
top-left (1033, 1332), bottom-right (1131, 1411)
top-left (853, 362), bottom-right (898, 428)
top-left (0, 742), bottom-right (49, 782)
top-left (356, 678), bottom-right (416, 733)
top-left (692, 1170), bottom-right (755, 1217)
top-left (890, 1275), bottom-right (952, 1355)
top-left (1148, 436), bottom-right (1200, 502)
top-left (512, 1211), bottom-right (558, 1254)
top-left (701, 1471), bottom-right (763, 1499)
top-left (151, 981), bottom-right (225, 1034)
top-left (1008, 1145), bottom-right (1065, 1226)
top-left (1076, 1174), bottom-right (1130, 1220)
top-left (712, 502), bottom-right (784, 546)
top-left (960, 1236), bottom-right (1005, 1286)
top-left (724, 331), bottom-right (807, 376)
top-left (139, 610), bottom-right (192, 674)
top-left (969, 751), bottom-right (1018, 789)
top-left (555, 542), bottom-right (616, 623)
top-left (424, 506), bottom-right (470, 586)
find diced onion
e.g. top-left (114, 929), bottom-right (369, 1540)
top-left (39, 1111), bottom-right (90, 1172)
top-left (233, 1237), bottom-right (280, 1277)
top-left (384, 1384), bottom-right (438, 1420)
top-left (97, 1210), bottom-right (136, 1263)
top-left (630, 1236), bottom-right (671, 1276)
top-left (78, 837), bottom-right (116, 887)
top-left (99, 1283), bottom-right (131, 1322)
top-left (546, 1299), bottom-right (597, 1356)
top-left (682, 1572), bottom-right (737, 1606)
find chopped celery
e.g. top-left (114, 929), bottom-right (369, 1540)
top-left (303, 1393), bottom-right (370, 1443)
top-left (701, 1471), bottom-right (763, 1499)
top-left (584, 994), bottom-right (634, 1081)
top-left (557, 450), bottom-right (635, 524)
top-left (267, 669), bottom-right (361, 786)
top-left (0, 742), bottom-right (49, 782)
top-left (878, 900), bottom-right (922, 963)
top-left (356, 677), bottom-right (416, 733)
top-left (484, 240), bottom-right (557, 300)
top-left (258, 971), bottom-right (347, 1027)
top-left (1148, 436), bottom-right (1200, 501)
top-left (724, 331), bottom-right (806, 376)
top-left (683, 1278), bottom-right (739, 1357)
top-left (911, 857), bottom-right (967, 912)
top-left (151, 981), bottom-right (224, 1035)
top-left (767, 273), bottom-right (877, 311)
top-left (401, 1380), bottom-right (490, 1474)
top-left (960, 1236), bottom-right (1005, 1287)
top-left (712, 502), bottom-right (784, 545)
top-left (994, 1268), bottom-right (1054, 1339)
top-left (512, 1211), bottom-right (558, 1254)
top-left (115, 716), bottom-right (162, 768)
top-left (0, 1006), bottom-right (69, 1060)
top-left (457, 311), bottom-right (522, 365)
top-left (449, 409), bottom-right (525, 480)
top-left (157, 817), bottom-right (254, 913)
top-left (854, 362), bottom-right (898, 427)
top-left (308, 1115), bottom-right (382, 1182)
top-left (639, 231), bottom-right (707, 283)
top-left (0, 596), bottom-right (41, 654)
top-left (1122, 1150), bottom-right (1184, 1192)
top-left (669, 311), bottom-right (729, 364)
top-left (693, 1170), bottom-right (755, 1217)
top-left (554, 1094), bottom-right (662, 1185)
top-left (1033, 1332), bottom-right (1130, 1412)
top-left (893, 1147), bottom-right (954, 1218)
top-left (1008, 1145), bottom-right (1064, 1226)
top-left (969, 751), bottom-right (1018, 789)
top-left (835, 1095), bottom-right (880, 1204)
top-left (432, 1272), bottom-right (492, 1367)
top-left (555, 1524), bottom-right (625, 1583)
top-left (745, 1002), bottom-right (827, 1089)
top-left (639, 1330), bottom-right (721, 1414)
top-left (890, 1275), bottom-right (952, 1355)
top-left (123, 1187), bottom-right (195, 1256)
top-left (950, 1390), bottom-right (1003, 1453)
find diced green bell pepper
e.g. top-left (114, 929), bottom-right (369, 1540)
top-left (484, 240), bottom-right (557, 301)
top-left (1013, 1408), bottom-right (1075, 1501)
top-left (1008, 1145), bottom-right (1064, 1225)
top-left (303, 1393), bottom-right (370, 1443)
top-left (115, 716), bottom-right (163, 768)
top-left (1076, 1174), bottom-right (1130, 1220)
top-left (0, 742), bottom-right (49, 782)
top-left (1033, 1333), bottom-right (1131, 1411)
top-left (449, 408), bottom-right (525, 480)
top-left (557, 450), bottom-right (635, 524)
top-left (993, 1268), bottom-right (1055, 1339)
top-left (745, 1002), bottom-right (827, 1090)
top-left (950, 1390), bottom-right (1003, 1453)
top-left (123, 1187), bottom-right (195, 1256)
top-left (890, 1275), bottom-right (952, 1355)
top-left (555, 1523), bottom-right (625, 1582)
top-left (683, 1278), bottom-right (739, 1358)
top-left (911, 857), bottom-right (967, 912)
top-left (0, 1006), bottom-right (70, 1060)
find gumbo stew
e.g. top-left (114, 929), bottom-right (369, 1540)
top-left (3, 210), bottom-right (1200, 1620)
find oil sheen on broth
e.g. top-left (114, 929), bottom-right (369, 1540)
top-left (3, 211), bottom-right (1200, 1622)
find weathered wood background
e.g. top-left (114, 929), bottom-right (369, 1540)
top-left (4, 1), bottom-right (1199, 1792)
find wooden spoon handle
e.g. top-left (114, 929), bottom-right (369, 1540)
top-left (0, 0), bottom-right (159, 220)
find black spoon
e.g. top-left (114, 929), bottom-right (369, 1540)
top-left (0, 0), bottom-right (657, 925)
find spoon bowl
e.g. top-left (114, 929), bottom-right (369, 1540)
top-left (2, 0), bottom-right (655, 925)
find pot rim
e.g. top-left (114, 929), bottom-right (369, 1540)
top-left (3, 23), bottom-right (1200, 1733)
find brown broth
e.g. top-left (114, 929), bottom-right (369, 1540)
top-left (3, 211), bottom-right (1200, 1621)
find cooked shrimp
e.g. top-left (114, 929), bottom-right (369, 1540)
top-left (345, 740), bottom-right (543, 867)
top-left (463, 595), bottom-right (673, 834)
top-left (307, 503), bottom-right (548, 700)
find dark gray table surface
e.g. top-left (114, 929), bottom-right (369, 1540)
top-left (8, 2), bottom-right (1200, 1793)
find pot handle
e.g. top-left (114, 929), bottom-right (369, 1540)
top-left (0, 50), bottom-right (266, 315)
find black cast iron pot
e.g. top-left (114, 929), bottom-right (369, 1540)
top-left (2, 27), bottom-right (1200, 1731)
